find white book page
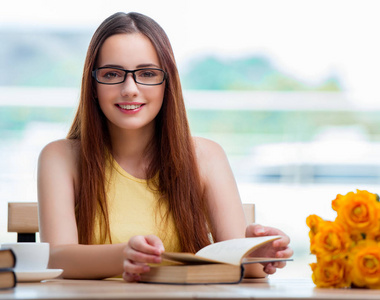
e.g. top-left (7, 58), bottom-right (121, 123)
top-left (195, 236), bottom-right (281, 265)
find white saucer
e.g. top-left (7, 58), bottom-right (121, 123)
top-left (15, 269), bottom-right (63, 282)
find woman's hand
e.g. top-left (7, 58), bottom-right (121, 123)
top-left (245, 223), bottom-right (293, 275)
top-left (122, 235), bottom-right (164, 282)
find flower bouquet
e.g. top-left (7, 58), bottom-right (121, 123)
top-left (306, 190), bottom-right (380, 288)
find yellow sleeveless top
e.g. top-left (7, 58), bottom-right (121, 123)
top-left (92, 158), bottom-right (182, 253)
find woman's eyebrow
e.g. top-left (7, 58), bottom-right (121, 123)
top-left (136, 63), bottom-right (160, 68)
top-left (99, 64), bottom-right (124, 68)
top-left (99, 63), bottom-right (161, 69)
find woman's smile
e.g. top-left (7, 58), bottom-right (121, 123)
top-left (116, 103), bottom-right (145, 114)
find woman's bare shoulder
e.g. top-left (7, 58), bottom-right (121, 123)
top-left (40, 139), bottom-right (79, 157)
top-left (192, 136), bottom-right (227, 161)
top-left (38, 139), bottom-right (80, 171)
top-left (192, 136), bottom-right (230, 178)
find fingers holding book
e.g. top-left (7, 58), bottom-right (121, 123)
top-left (245, 223), bottom-right (293, 274)
top-left (122, 235), bottom-right (165, 282)
top-left (263, 260), bottom-right (288, 275)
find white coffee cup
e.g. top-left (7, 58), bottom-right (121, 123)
top-left (1, 242), bottom-right (50, 271)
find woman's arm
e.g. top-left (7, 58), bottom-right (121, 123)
top-left (37, 139), bottom-right (127, 279)
top-left (194, 137), bottom-right (292, 277)
top-left (194, 137), bottom-right (247, 241)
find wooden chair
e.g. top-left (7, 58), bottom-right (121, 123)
top-left (243, 203), bottom-right (255, 224)
top-left (7, 202), bottom-right (255, 242)
top-left (8, 202), bottom-right (39, 242)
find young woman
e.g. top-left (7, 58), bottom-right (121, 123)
top-left (37, 12), bottom-right (292, 281)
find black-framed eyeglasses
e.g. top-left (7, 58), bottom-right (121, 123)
top-left (92, 67), bottom-right (167, 86)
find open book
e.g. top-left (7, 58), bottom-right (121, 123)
top-left (140, 235), bottom-right (291, 284)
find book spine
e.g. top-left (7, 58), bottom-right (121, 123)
top-left (0, 269), bottom-right (17, 290)
top-left (10, 249), bottom-right (16, 268)
top-left (238, 265), bottom-right (244, 284)
top-left (0, 249), bottom-right (17, 269)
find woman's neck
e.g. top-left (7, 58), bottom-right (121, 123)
top-left (108, 124), bottom-right (155, 179)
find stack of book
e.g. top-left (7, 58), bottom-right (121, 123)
top-left (0, 248), bottom-right (16, 290)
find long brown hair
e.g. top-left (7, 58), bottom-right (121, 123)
top-left (67, 12), bottom-right (212, 252)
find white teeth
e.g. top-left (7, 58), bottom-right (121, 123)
top-left (118, 104), bottom-right (142, 110)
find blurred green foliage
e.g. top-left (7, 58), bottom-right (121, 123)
top-left (0, 106), bottom-right (75, 139)
top-left (0, 107), bottom-right (74, 129)
top-left (181, 56), bottom-right (342, 91)
top-left (187, 109), bottom-right (379, 155)
top-left (0, 30), bottom-right (90, 87)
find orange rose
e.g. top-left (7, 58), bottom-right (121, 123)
top-left (332, 190), bottom-right (380, 234)
top-left (306, 214), bottom-right (324, 240)
top-left (310, 257), bottom-right (351, 288)
top-left (310, 220), bottom-right (351, 259)
top-left (349, 240), bottom-right (380, 289)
